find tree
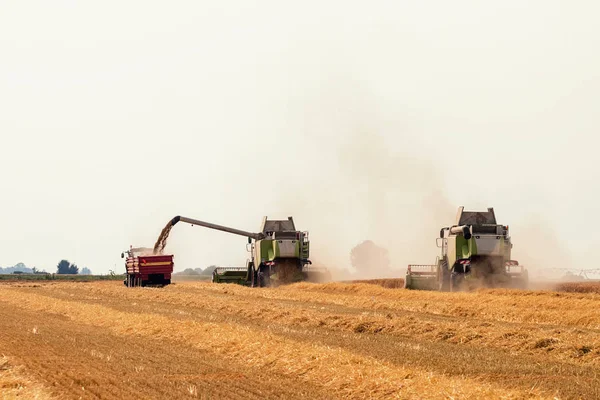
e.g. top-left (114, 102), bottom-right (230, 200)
top-left (56, 260), bottom-right (79, 274)
top-left (201, 265), bottom-right (217, 275)
top-left (81, 267), bottom-right (92, 275)
top-left (56, 260), bottom-right (70, 274)
top-left (350, 240), bottom-right (391, 278)
top-left (182, 268), bottom-right (199, 275)
top-left (0, 263), bottom-right (33, 274)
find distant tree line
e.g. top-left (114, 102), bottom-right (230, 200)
top-left (174, 266), bottom-right (217, 276)
top-left (0, 262), bottom-right (34, 274)
top-left (0, 261), bottom-right (92, 275)
top-left (0, 262), bottom-right (48, 274)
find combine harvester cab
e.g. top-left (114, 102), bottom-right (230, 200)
top-left (122, 246), bottom-right (174, 287)
top-left (405, 207), bottom-right (529, 291)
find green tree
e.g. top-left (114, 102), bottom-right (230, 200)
top-left (182, 268), bottom-right (199, 275)
top-left (201, 265), bottom-right (217, 275)
top-left (56, 260), bottom-right (79, 274)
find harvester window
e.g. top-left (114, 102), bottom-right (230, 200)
top-left (274, 231), bottom-right (297, 240)
top-left (471, 225), bottom-right (498, 234)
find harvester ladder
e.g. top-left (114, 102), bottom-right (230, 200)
top-left (301, 231), bottom-right (310, 259)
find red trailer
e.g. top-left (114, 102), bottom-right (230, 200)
top-left (122, 247), bottom-right (174, 287)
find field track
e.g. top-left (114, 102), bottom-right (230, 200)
top-left (1, 281), bottom-right (600, 399)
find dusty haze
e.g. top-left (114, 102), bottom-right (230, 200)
top-left (1, 1), bottom-right (599, 276)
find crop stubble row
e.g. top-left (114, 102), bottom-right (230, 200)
top-left (1, 281), bottom-right (599, 399)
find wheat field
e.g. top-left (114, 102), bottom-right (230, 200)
top-left (1, 280), bottom-right (599, 399)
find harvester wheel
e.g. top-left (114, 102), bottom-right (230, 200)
top-left (403, 274), bottom-right (412, 289)
top-left (450, 273), bottom-right (465, 292)
top-left (438, 260), bottom-right (450, 291)
top-left (257, 265), bottom-right (271, 287)
top-left (250, 268), bottom-right (257, 287)
top-left (246, 262), bottom-right (255, 287)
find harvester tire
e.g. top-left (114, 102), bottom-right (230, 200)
top-left (246, 262), bottom-right (254, 287)
top-left (438, 260), bottom-right (450, 292)
top-left (450, 273), bottom-right (465, 292)
top-left (257, 264), bottom-right (271, 287)
top-left (250, 269), bottom-right (257, 287)
top-left (404, 275), bottom-right (412, 289)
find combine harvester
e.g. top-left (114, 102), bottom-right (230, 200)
top-left (405, 207), bottom-right (528, 291)
top-left (162, 215), bottom-right (328, 287)
top-left (121, 246), bottom-right (174, 287)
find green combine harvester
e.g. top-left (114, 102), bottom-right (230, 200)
top-left (168, 215), bottom-right (328, 287)
top-left (405, 207), bottom-right (528, 291)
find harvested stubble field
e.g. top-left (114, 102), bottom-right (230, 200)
top-left (0, 274), bottom-right (125, 282)
top-left (1, 281), bottom-right (600, 399)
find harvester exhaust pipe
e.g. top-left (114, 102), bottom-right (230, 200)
top-left (172, 216), bottom-right (264, 240)
top-left (450, 225), bottom-right (472, 240)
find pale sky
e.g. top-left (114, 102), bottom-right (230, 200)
top-left (2, 1), bottom-right (599, 275)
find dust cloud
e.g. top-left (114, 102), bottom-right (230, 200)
top-left (274, 129), bottom-right (456, 281)
top-left (274, 126), bottom-right (572, 283)
top-left (511, 214), bottom-right (574, 282)
top-left (264, 79), bottom-right (458, 280)
top-left (129, 247), bottom-right (155, 257)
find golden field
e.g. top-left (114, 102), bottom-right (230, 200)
top-left (1, 281), bottom-right (599, 399)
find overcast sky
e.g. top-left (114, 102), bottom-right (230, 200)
top-left (2, 1), bottom-right (599, 275)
